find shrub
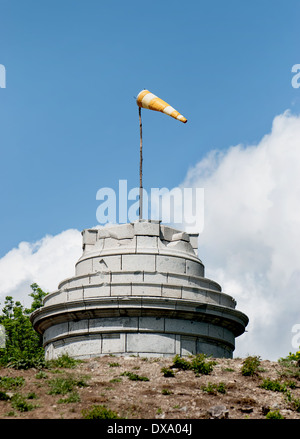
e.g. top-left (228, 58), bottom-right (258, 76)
top-left (48, 374), bottom-right (89, 395)
top-left (0, 376), bottom-right (25, 390)
top-left (191, 354), bottom-right (216, 375)
top-left (201, 381), bottom-right (227, 395)
top-left (0, 391), bottom-right (10, 401)
top-left (10, 393), bottom-right (35, 412)
top-left (259, 378), bottom-right (295, 393)
top-left (241, 355), bottom-right (261, 376)
top-left (161, 367), bottom-right (175, 378)
top-left (120, 371), bottom-right (149, 381)
top-left (171, 354), bottom-right (216, 375)
top-left (35, 371), bottom-right (48, 379)
top-left (82, 404), bottom-right (119, 419)
top-left (109, 378), bottom-right (122, 383)
top-left (0, 284), bottom-right (48, 369)
top-left (58, 391), bottom-right (81, 404)
top-left (47, 353), bottom-right (81, 369)
top-left (172, 355), bottom-right (191, 370)
top-left (265, 410), bottom-right (284, 419)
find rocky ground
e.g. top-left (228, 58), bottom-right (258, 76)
top-left (0, 355), bottom-right (299, 420)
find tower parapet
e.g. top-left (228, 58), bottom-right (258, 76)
top-left (30, 220), bottom-right (248, 359)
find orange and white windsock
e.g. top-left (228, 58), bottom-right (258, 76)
top-left (136, 90), bottom-right (187, 123)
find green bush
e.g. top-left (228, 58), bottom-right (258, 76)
top-left (201, 381), bottom-right (227, 394)
top-left (48, 374), bottom-right (89, 395)
top-left (35, 371), bottom-right (48, 379)
top-left (58, 390), bottom-right (81, 404)
top-left (191, 354), bottom-right (216, 375)
top-left (120, 371), bottom-right (149, 381)
top-left (171, 354), bottom-right (216, 375)
top-left (161, 367), bottom-right (175, 378)
top-left (10, 393), bottom-right (35, 412)
top-left (109, 362), bottom-right (120, 367)
top-left (172, 355), bottom-right (191, 370)
top-left (0, 391), bottom-right (10, 401)
top-left (82, 404), bottom-right (119, 419)
top-left (241, 355), bottom-right (261, 376)
top-left (265, 410), bottom-right (284, 419)
top-left (0, 376), bottom-right (25, 390)
top-left (47, 353), bottom-right (81, 369)
top-left (0, 284), bottom-right (48, 369)
top-left (260, 378), bottom-right (295, 393)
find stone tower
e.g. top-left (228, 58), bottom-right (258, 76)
top-left (30, 220), bottom-right (248, 359)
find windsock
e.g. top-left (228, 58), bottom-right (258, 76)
top-left (136, 90), bottom-right (187, 123)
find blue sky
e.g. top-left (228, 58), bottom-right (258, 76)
top-left (0, 0), bottom-right (299, 256)
top-left (1, 1), bottom-right (300, 360)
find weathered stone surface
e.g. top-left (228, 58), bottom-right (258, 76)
top-left (207, 405), bottom-right (229, 419)
top-left (30, 220), bottom-right (248, 360)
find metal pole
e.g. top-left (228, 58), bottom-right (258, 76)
top-left (139, 106), bottom-right (143, 220)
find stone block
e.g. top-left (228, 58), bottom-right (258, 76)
top-left (88, 317), bottom-right (138, 333)
top-left (208, 324), bottom-right (224, 339)
top-left (126, 332), bottom-right (175, 354)
top-left (136, 235), bottom-right (158, 251)
top-left (44, 323), bottom-right (68, 343)
top-left (162, 284), bottom-right (182, 299)
top-left (223, 327), bottom-right (235, 346)
top-left (208, 280), bottom-right (222, 292)
top-left (188, 276), bottom-right (210, 289)
top-left (102, 333), bottom-right (124, 353)
top-left (133, 220), bottom-right (160, 236)
top-left (206, 290), bottom-right (221, 305)
top-left (143, 271), bottom-right (167, 284)
top-left (122, 254), bottom-right (156, 272)
top-left (82, 229), bottom-right (98, 246)
top-left (219, 293), bottom-right (236, 308)
top-left (66, 275), bottom-right (89, 289)
top-left (131, 283), bottom-right (161, 296)
top-left (107, 224), bottom-right (134, 240)
top-left (156, 255), bottom-right (186, 274)
top-left (76, 258), bottom-right (93, 276)
top-left (111, 271), bottom-right (143, 284)
top-left (189, 233), bottom-right (199, 252)
top-left (67, 287), bottom-right (84, 302)
top-left (186, 259), bottom-right (204, 277)
top-left (181, 287), bottom-right (206, 302)
top-left (165, 318), bottom-right (209, 337)
top-left (44, 291), bottom-right (67, 306)
top-left (92, 255), bottom-right (121, 272)
top-left (84, 283), bottom-right (111, 298)
top-left (68, 319), bottom-right (88, 335)
top-left (103, 237), bottom-right (119, 249)
top-left (89, 272), bottom-right (111, 285)
top-left (97, 227), bottom-right (112, 239)
top-left (138, 316), bottom-right (165, 332)
top-left (111, 283), bottom-right (132, 296)
top-left (171, 232), bottom-right (190, 242)
top-left (167, 273), bottom-right (188, 286)
top-left (66, 335), bottom-right (102, 358)
top-left (159, 225), bottom-right (175, 242)
top-left (166, 240), bottom-right (195, 255)
top-left (180, 335), bottom-right (197, 356)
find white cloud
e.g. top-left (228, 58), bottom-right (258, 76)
top-left (180, 110), bottom-right (300, 360)
top-left (0, 229), bottom-right (82, 309)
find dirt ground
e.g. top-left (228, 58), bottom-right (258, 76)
top-left (0, 355), bottom-right (299, 420)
